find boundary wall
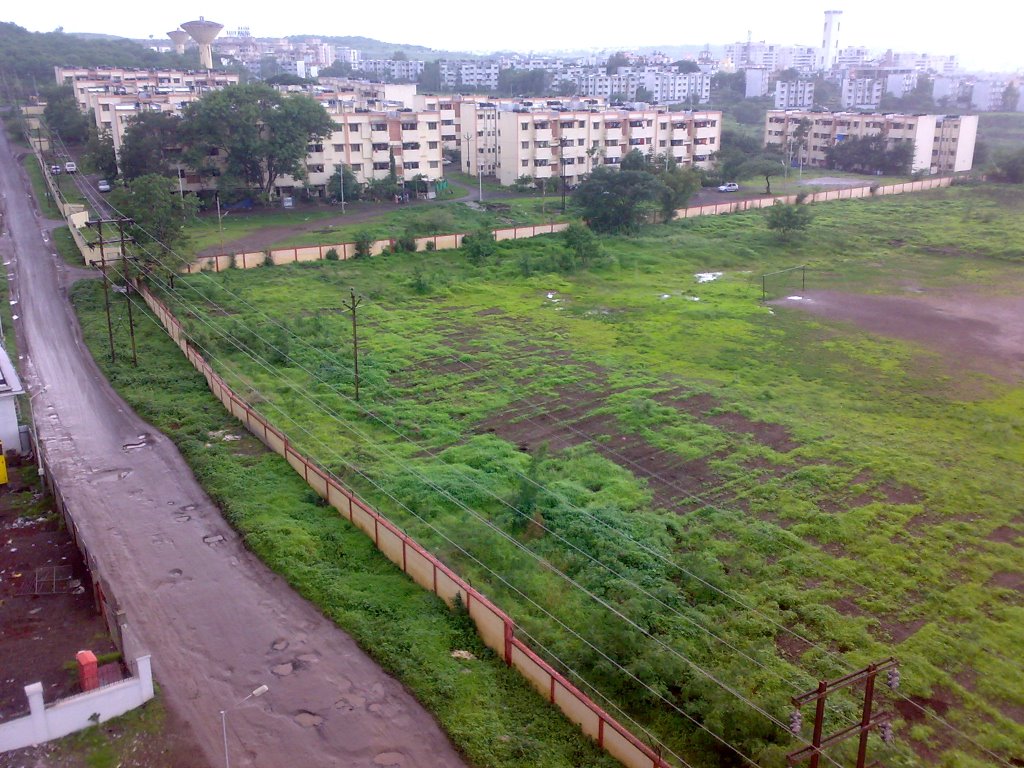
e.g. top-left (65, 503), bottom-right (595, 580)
top-left (0, 657), bottom-right (154, 753)
top-left (136, 282), bottom-right (673, 768)
top-left (186, 177), bottom-right (953, 274)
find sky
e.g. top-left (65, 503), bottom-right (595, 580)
top-left (4, 0), bottom-right (1020, 73)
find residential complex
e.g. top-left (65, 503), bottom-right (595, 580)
top-left (775, 81), bottom-right (815, 109)
top-left (764, 110), bottom-right (978, 174)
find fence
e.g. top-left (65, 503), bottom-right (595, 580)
top-left (136, 281), bottom-right (672, 768)
top-left (0, 657), bottom-right (154, 753)
top-left (186, 222), bottom-right (571, 273)
top-left (185, 177), bottom-right (953, 274)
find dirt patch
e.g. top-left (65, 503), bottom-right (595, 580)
top-left (895, 688), bottom-right (954, 722)
top-left (474, 308), bottom-right (505, 316)
top-left (830, 596), bottom-right (866, 618)
top-left (773, 290), bottom-right (1024, 383)
top-left (775, 631), bottom-right (813, 662)
top-left (987, 571), bottom-right (1024, 593)
top-left (652, 388), bottom-right (799, 453)
top-left (987, 525), bottom-right (1021, 543)
top-left (0, 468), bottom-right (117, 719)
top-left (874, 616), bottom-right (927, 644)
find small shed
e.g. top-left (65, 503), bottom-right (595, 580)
top-left (0, 345), bottom-right (26, 455)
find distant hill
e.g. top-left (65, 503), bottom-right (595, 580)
top-left (286, 35), bottom-right (476, 61)
top-left (0, 22), bottom-right (188, 95)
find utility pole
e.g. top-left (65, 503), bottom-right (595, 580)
top-left (116, 218), bottom-right (138, 366)
top-left (787, 658), bottom-right (899, 768)
top-left (342, 287), bottom-right (362, 401)
top-left (87, 219), bottom-right (115, 363)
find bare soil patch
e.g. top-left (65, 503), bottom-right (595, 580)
top-left (988, 571), bottom-right (1024, 593)
top-left (987, 525), bottom-right (1021, 543)
top-left (773, 289), bottom-right (1024, 383)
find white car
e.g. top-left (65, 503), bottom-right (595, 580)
top-left (97, 180), bottom-right (111, 193)
top-left (717, 182), bottom-right (739, 192)
top-left (64, 161), bottom-right (78, 173)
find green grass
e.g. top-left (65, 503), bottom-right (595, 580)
top-left (21, 155), bottom-right (62, 219)
top-left (123, 184), bottom-right (1024, 768)
top-left (53, 225), bottom-right (87, 267)
top-left (70, 282), bottom-right (621, 768)
top-left (183, 208), bottom-right (340, 253)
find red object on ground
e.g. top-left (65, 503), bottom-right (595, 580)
top-left (76, 650), bottom-right (99, 691)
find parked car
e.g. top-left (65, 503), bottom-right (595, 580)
top-left (717, 182), bottom-right (739, 192)
top-left (49, 164), bottom-right (61, 175)
top-left (64, 161), bottom-right (77, 174)
top-left (97, 179), bottom-right (111, 193)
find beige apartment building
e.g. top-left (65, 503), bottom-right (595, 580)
top-left (268, 111), bottom-right (445, 196)
top-left (764, 110), bottom-right (978, 174)
top-left (479, 109), bottom-right (721, 186)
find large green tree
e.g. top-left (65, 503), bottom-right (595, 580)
top-left (574, 164), bottom-right (667, 233)
top-left (119, 112), bottom-right (183, 180)
top-left (825, 135), bottom-right (914, 176)
top-left (42, 84), bottom-right (89, 144)
top-left (108, 174), bottom-right (199, 265)
top-left (83, 126), bottom-right (118, 178)
top-left (181, 83), bottom-right (334, 198)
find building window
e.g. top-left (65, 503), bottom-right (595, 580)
top-left (349, 144), bottom-right (362, 151)
top-left (373, 162), bottom-right (389, 170)
top-left (521, 141), bottom-right (530, 149)
top-left (427, 122), bottom-right (437, 129)
top-left (406, 161), bottom-right (419, 169)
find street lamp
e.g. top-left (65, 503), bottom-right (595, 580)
top-left (220, 684), bottom-right (269, 768)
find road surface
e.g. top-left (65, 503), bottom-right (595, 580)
top-left (0, 133), bottom-right (468, 767)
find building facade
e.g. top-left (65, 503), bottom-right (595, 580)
top-left (764, 109), bottom-right (977, 174)
top-left (775, 81), bottom-right (815, 109)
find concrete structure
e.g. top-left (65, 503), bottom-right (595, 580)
top-left (775, 81), bottom-right (815, 109)
top-left (353, 59), bottom-right (426, 82)
top-left (970, 80), bottom-right (1008, 112)
top-left (166, 29), bottom-right (189, 56)
top-left (764, 109), bottom-right (978, 174)
top-left (745, 68), bottom-right (770, 98)
top-left (180, 17), bottom-right (223, 70)
top-left (841, 77), bottom-right (883, 109)
top-left (0, 345), bottom-right (24, 456)
top-left (465, 107), bottom-right (721, 187)
top-left (820, 10), bottom-right (843, 70)
top-left (0, 657), bottom-right (154, 752)
top-left (440, 60), bottom-right (501, 91)
top-left (885, 71), bottom-right (919, 98)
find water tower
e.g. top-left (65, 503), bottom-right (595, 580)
top-left (167, 29), bottom-right (189, 56)
top-left (181, 17), bottom-right (223, 70)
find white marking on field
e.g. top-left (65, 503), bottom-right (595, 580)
top-left (695, 272), bottom-right (723, 283)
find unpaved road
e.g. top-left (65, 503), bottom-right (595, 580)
top-left (0, 134), bottom-right (468, 766)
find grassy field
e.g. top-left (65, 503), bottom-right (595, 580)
top-left (77, 184), bottom-right (1024, 767)
top-left (21, 155), bottom-right (63, 219)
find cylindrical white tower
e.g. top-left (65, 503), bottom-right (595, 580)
top-left (181, 17), bottom-right (223, 70)
top-left (167, 29), bottom-right (189, 56)
top-left (820, 10), bottom-right (842, 71)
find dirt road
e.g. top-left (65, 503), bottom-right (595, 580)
top-left (0, 134), bottom-right (468, 766)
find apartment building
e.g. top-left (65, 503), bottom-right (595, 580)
top-left (467, 108), bottom-right (721, 187)
top-left (841, 77), bottom-right (883, 109)
top-left (970, 80), bottom-right (1008, 112)
top-left (264, 111), bottom-right (446, 196)
top-left (745, 68), bottom-right (770, 98)
top-left (440, 60), bottom-right (501, 91)
top-left (353, 59), bottom-right (426, 82)
top-left (775, 81), bottom-right (815, 109)
top-left (55, 66), bottom-right (240, 112)
top-left (764, 110), bottom-right (977, 174)
top-left (570, 69), bottom-right (710, 104)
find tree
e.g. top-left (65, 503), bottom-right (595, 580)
top-left (182, 83), bottom-right (334, 198)
top-left (108, 174), bottom-right (199, 265)
top-left (462, 228), bottom-right (496, 264)
top-left (319, 61), bottom-right (353, 78)
top-left (561, 223), bottom-right (602, 270)
top-left (674, 60), bottom-right (701, 74)
top-left (738, 155), bottom-right (784, 194)
top-left (605, 52), bottom-right (629, 75)
top-left (658, 164), bottom-right (702, 218)
top-left (765, 201), bottom-right (812, 240)
top-left (327, 165), bottom-right (362, 202)
top-left (573, 165), bottom-right (668, 233)
top-left (993, 147), bottom-right (1024, 183)
top-left (119, 112), bottom-right (183, 180)
top-left (418, 61), bottom-right (441, 91)
top-left (84, 127), bottom-right (118, 179)
top-left (1002, 83), bottom-right (1021, 112)
top-left (634, 87), bottom-right (654, 103)
top-left (42, 84), bottom-right (89, 144)
top-left (825, 135), bottom-right (914, 176)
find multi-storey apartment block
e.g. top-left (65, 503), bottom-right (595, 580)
top-left (841, 77), bottom-right (883, 109)
top-left (764, 110), bottom-right (977, 174)
top-left (459, 108), bottom-right (721, 187)
top-left (55, 66), bottom-right (240, 112)
top-left (440, 60), bottom-right (501, 91)
top-left (775, 81), bottom-right (815, 109)
top-left (352, 59), bottom-right (426, 82)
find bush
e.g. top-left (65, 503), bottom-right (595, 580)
top-left (353, 231), bottom-right (373, 259)
top-left (395, 231), bottom-right (418, 253)
top-left (765, 201), bottom-right (813, 240)
top-left (325, 248), bottom-right (340, 261)
top-left (263, 251), bottom-right (274, 267)
top-left (424, 241), bottom-right (436, 252)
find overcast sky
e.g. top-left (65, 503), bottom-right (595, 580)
top-left (5, 1), bottom-right (1019, 73)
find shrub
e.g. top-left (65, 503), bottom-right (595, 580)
top-left (263, 251), bottom-right (274, 267)
top-left (424, 240), bottom-right (436, 252)
top-left (353, 231), bottom-right (373, 259)
top-left (325, 248), bottom-right (340, 261)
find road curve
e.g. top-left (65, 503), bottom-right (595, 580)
top-left (0, 132), bottom-right (468, 767)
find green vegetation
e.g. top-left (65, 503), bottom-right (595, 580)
top-left (977, 112), bottom-right (1024, 154)
top-left (20, 155), bottom-right (62, 219)
top-left (71, 282), bottom-right (620, 768)
top-left (77, 186), bottom-right (1024, 767)
top-left (53, 225), bottom-right (85, 267)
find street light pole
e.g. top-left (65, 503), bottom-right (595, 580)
top-left (220, 684), bottom-right (269, 768)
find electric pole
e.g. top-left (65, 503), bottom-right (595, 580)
top-left (116, 218), bottom-right (138, 366)
top-left (787, 658), bottom-right (899, 768)
top-left (342, 287), bottom-right (362, 401)
top-left (87, 216), bottom-right (135, 364)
